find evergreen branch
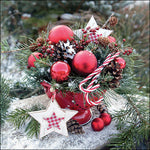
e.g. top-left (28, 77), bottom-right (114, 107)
top-left (7, 105), bottom-right (45, 138)
top-left (1, 45), bottom-right (34, 54)
top-left (127, 96), bottom-right (149, 125)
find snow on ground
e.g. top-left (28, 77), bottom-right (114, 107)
top-left (1, 92), bottom-right (126, 149)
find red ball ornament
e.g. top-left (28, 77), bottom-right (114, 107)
top-left (72, 50), bottom-right (97, 76)
top-left (91, 118), bottom-right (104, 131)
top-left (100, 113), bottom-right (112, 126)
top-left (115, 57), bottom-right (126, 69)
top-left (108, 36), bottom-right (116, 43)
top-left (50, 61), bottom-right (71, 82)
top-left (28, 52), bottom-right (43, 68)
top-left (48, 25), bottom-right (74, 44)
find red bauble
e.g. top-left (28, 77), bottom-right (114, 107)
top-left (28, 52), bottom-right (43, 68)
top-left (108, 36), bottom-right (116, 43)
top-left (72, 50), bottom-right (97, 76)
top-left (50, 61), bottom-right (71, 82)
top-left (115, 57), bottom-right (126, 69)
top-left (91, 118), bottom-right (104, 131)
top-left (100, 113), bottom-right (112, 126)
top-left (72, 109), bottom-right (92, 125)
top-left (48, 25), bottom-right (74, 44)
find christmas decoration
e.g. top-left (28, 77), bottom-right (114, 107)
top-left (67, 119), bottom-right (85, 134)
top-left (29, 99), bottom-right (78, 138)
top-left (52, 40), bottom-right (76, 61)
top-left (36, 37), bottom-right (45, 45)
top-left (109, 16), bottom-right (118, 26)
top-left (74, 16), bottom-right (113, 42)
top-left (5, 14), bottom-right (137, 139)
top-left (100, 113), bottom-right (112, 126)
top-left (28, 52), bottom-right (43, 68)
top-left (50, 61), bottom-right (71, 82)
top-left (91, 118), bottom-right (104, 131)
top-left (114, 57), bottom-right (126, 69)
top-left (72, 50), bottom-right (97, 76)
top-left (48, 25), bottom-right (74, 44)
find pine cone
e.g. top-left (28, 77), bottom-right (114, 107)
top-left (103, 60), bottom-right (123, 88)
top-left (67, 119), bottom-right (85, 134)
top-left (36, 37), bottom-right (45, 45)
top-left (109, 16), bottom-right (118, 26)
top-left (53, 40), bottom-right (76, 61)
top-left (109, 78), bottom-right (120, 88)
top-left (29, 43), bottom-right (38, 52)
top-left (98, 37), bottom-right (110, 47)
top-left (97, 101), bottom-right (108, 113)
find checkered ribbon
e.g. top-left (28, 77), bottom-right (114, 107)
top-left (79, 52), bottom-right (120, 105)
top-left (88, 33), bottom-right (101, 42)
top-left (43, 112), bottom-right (64, 130)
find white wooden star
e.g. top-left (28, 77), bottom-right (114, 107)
top-left (73, 16), bottom-right (113, 39)
top-left (29, 100), bottom-right (78, 138)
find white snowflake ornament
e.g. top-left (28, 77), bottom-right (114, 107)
top-left (29, 99), bottom-right (78, 138)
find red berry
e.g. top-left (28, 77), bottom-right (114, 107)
top-left (96, 27), bottom-right (100, 30)
top-left (84, 34), bottom-right (87, 38)
top-left (48, 41), bottom-right (52, 45)
top-left (46, 39), bottom-right (49, 42)
top-left (42, 46), bottom-right (46, 50)
top-left (115, 43), bottom-right (118, 47)
top-left (48, 45), bottom-right (51, 48)
top-left (93, 29), bottom-right (96, 32)
top-left (82, 29), bottom-right (85, 32)
top-left (123, 39), bottom-right (126, 42)
top-left (46, 49), bottom-right (51, 53)
top-left (86, 26), bottom-right (91, 30)
top-left (83, 30), bottom-right (87, 34)
top-left (37, 43), bottom-right (41, 47)
top-left (128, 49), bottom-right (132, 53)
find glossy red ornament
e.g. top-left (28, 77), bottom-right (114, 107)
top-left (48, 25), bottom-right (74, 44)
top-left (28, 52), bottom-right (43, 68)
top-left (72, 50), bottom-right (97, 76)
top-left (50, 61), bottom-right (71, 82)
top-left (72, 109), bottom-right (92, 125)
top-left (100, 113), bottom-right (112, 126)
top-left (115, 57), bottom-right (126, 69)
top-left (108, 36), bottom-right (116, 43)
top-left (91, 118), bottom-right (104, 131)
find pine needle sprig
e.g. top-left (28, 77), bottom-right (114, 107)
top-left (7, 105), bottom-right (45, 138)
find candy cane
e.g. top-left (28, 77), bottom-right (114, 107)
top-left (79, 52), bottom-right (120, 105)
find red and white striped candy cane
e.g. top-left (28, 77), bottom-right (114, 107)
top-left (79, 52), bottom-right (120, 105)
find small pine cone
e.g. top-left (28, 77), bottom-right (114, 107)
top-left (36, 37), bottom-right (45, 45)
top-left (109, 16), bottom-right (118, 26)
top-left (97, 101), bottom-right (108, 113)
top-left (109, 78), bottom-right (120, 88)
top-left (29, 43), bottom-right (38, 52)
top-left (98, 37), bottom-right (110, 47)
top-left (67, 119), bottom-right (85, 134)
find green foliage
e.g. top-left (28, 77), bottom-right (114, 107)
top-left (0, 77), bottom-right (11, 125)
top-left (7, 105), bottom-right (45, 138)
top-left (114, 4), bottom-right (149, 92)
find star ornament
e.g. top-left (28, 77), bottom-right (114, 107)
top-left (73, 16), bottom-right (113, 41)
top-left (29, 100), bottom-right (78, 138)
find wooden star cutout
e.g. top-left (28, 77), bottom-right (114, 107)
top-left (29, 100), bottom-right (78, 138)
top-left (73, 15), bottom-right (113, 39)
